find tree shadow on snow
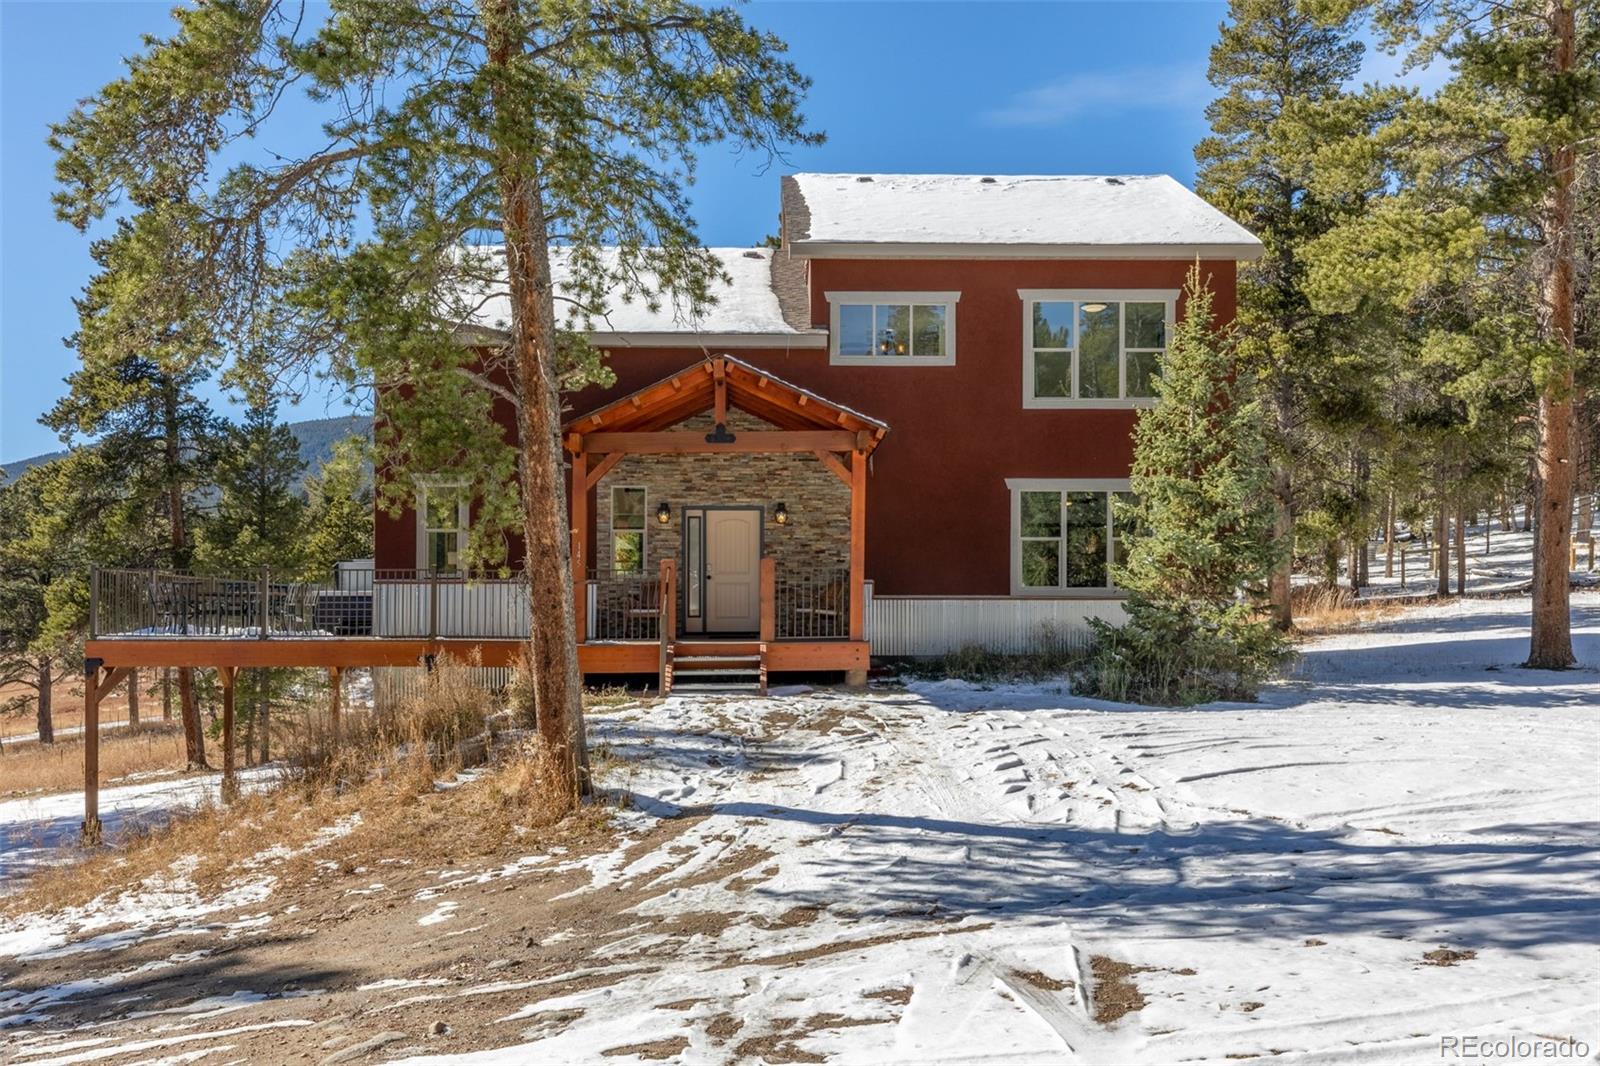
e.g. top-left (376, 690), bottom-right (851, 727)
top-left (700, 801), bottom-right (1600, 952)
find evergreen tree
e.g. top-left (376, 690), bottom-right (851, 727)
top-left (45, 334), bottom-right (223, 767)
top-left (1077, 267), bottom-right (1290, 704)
top-left (0, 468), bottom-right (80, 743)
top-left (1310, 0), bottom-right (1597, 666)
top-left (1195, 0), bottom-right (1401, 629)
top-left (195, 401), bottom-right (307, 574)
top-left (50, 0), bottom-right (821, 807)
top-left (301, 435), bottom-right (374, 581)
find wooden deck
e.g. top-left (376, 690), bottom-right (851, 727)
top-left (82, 636), bottom-right (869, 675)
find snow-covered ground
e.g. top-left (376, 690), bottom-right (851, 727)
top-left (0, 767), bottom-right (280, 886)
top-left (1313, 516), bottom-right (1599, 600)
top-left (2, 593), bottom-right (1596, 1064)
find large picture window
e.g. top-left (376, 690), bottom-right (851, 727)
top-left (827, 292), bottom-right (959, 366)
top-left (1008, 479), bottom-right (1138, 594)
top-left (611, 486), bottom-right (647, 574)
top-left (1019, 290), bottom-right (1175, 407)
top-left (417, 483), bottom-right (469, 573)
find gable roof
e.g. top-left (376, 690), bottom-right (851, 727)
top-left (782, 173), bottom-right (1263, 260)
top-left (459, 246), bottom-right (821, 347)
top-left (565, 355), bottom-right (888, 445)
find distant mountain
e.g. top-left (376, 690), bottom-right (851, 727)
top-left (0, 415), bottom-right (373, 488)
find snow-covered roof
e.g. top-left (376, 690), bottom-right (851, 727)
top-left (783, 173), bottom-right (1263, 259)
top-left (459, 246), bottom-right (821, 347)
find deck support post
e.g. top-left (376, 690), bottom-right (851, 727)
top-left (572, 451), bottom-right (588, 645)
top-left (81, 659), bottom-right (131, 845)
top-left (847, 451), bottom-right (869, 686)
top-left (328, 666), bottom-right (343, 745)
top-left (220, 666), bottom-right (238, 803)
top-left (83, 658), bottom-right (103, 845)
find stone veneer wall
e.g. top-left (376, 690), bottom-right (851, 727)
top-left (594, 408), bottom-right (850, 583)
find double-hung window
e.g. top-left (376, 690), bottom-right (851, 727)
top-left (1008, 479), bottom-right (1139, 594)
top-left (1019, 290), bottom-right (1176, 407)
top-left (611, 486), bottom-right (647, 575)
top-left (418, 483), bottom-right (469, 573)
top-left (827, 292), bottom-right (959, 366)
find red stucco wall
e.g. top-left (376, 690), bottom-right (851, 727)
top-left (377, 256), bottom-right (1238, 597)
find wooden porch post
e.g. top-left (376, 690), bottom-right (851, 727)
top-left (847, 450), bottom-right (868, 685)
top-left (571, 449), bottom-right (588, 645)
top-left (220, 666), bottom-right (238, 803)
top-left (759, 557), bottom-right (776, 643)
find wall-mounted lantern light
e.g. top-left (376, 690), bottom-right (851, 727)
top-left (656, 501), bottom-right (672, 525)
top-left (773, 502), bottom-right (789, 525)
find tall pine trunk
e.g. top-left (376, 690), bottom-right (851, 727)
top-left (1455, 502), bottom-right (1466, 596)
top-left (35, 657), bottom-right (54, 744)
top-left (488, 3), bottom-right (586, 806)
top-left (163, 377), bottom-right (207, 764)
top-left (1267, 469), bottom-right (1294, 629)
top-left (162, 668), bottom-right (173, 720)
top-left (258, 695), bottom-right (269, 763)
top-left (1526, 0), bottom-right (1577, 668)
top-left (1435, 505), bottom-right (1450, 596)
top-left (1384, 493), bottom-right (1396, 577)
top-left (126, 669), bottom-right (140, 730)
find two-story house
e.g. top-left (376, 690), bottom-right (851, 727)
top-left (85, 172), bottom-right (1260, 700)
top-left (373, 172), bottom-right (1262, 688)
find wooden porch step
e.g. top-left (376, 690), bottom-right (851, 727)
top-left (673, 640), bottom-right (760, 657)
top-left (673, 655), bottom-right (762, 672)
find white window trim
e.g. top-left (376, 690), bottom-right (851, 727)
top-left (1005, 477), bottom-right (1132, 597)
top-left (826, 291), bottom-right (960, 366)
top-left (415, 481), bottom-right (470, 573)
top-left (1018, 289), bottom-right (1178, 409)
top-left (609, 484), bottom-right (649, 576)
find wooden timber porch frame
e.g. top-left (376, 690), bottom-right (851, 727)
top-left (565, 355), bottom-right (887, 688)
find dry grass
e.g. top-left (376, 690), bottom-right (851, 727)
top-left (1291, 585), bottom-right (1415, 637)
top-left (0, 724), bottom-right (189, 797)
top-left (3, 658), bottom-right (607, 919)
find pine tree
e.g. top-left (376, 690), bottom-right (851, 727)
top-left (195, 401), bottom-right (308, 574)
top-left (0, 468), bottom-right (80, 743)
top-left (50, 0), bottom-right (820, 807)
top-left (44, 343), bottom-right (222, 767)
top-left (1195, 0), bottom-right (1401, 630)
top-left (301, 436), bottom-right (374, 581)
top-left (1077, 267), bottom-right (1290, 704)
top-left (1309, 0), bottom-right (1597, 666)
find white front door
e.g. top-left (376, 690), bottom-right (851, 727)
top-left (704, 508), bottom-right (761, 632)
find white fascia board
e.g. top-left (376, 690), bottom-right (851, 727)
top-left (453, 328), bottom-right (828, 349)
top-left (792, 241), bottom-right (1265, 262)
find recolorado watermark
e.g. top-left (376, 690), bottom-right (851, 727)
top-left (1440, 1035), bottom-right (1590, 1061)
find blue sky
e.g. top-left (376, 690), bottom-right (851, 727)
top-left (0, 0), bottom-right (1408, 463)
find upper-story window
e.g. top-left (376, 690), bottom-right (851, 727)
top-left (417, 483), bottom-right (469, 573)
top-left (826, 291), bottom-right (959, 366)
top-left (1019, 290), bottom-right (1176, 408)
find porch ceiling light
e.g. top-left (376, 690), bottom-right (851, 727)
top-left (1082, 302), bottom-right (1108, 313)
top-left (773, 502), bottom-right (789, 525)
top-left (656, 501), bottom-right (672, 525)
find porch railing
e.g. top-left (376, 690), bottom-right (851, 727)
top-left (773, 564), bottom-right (852, 640)
top-left (92, 561), bottom-right (852, 642)
top-left (587, 568), bottom-right (662, 641)
top-left (92, 566), bottom-right (531, 641)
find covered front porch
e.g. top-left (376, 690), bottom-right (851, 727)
top-left (567, 355), bottom-right (886, 690)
